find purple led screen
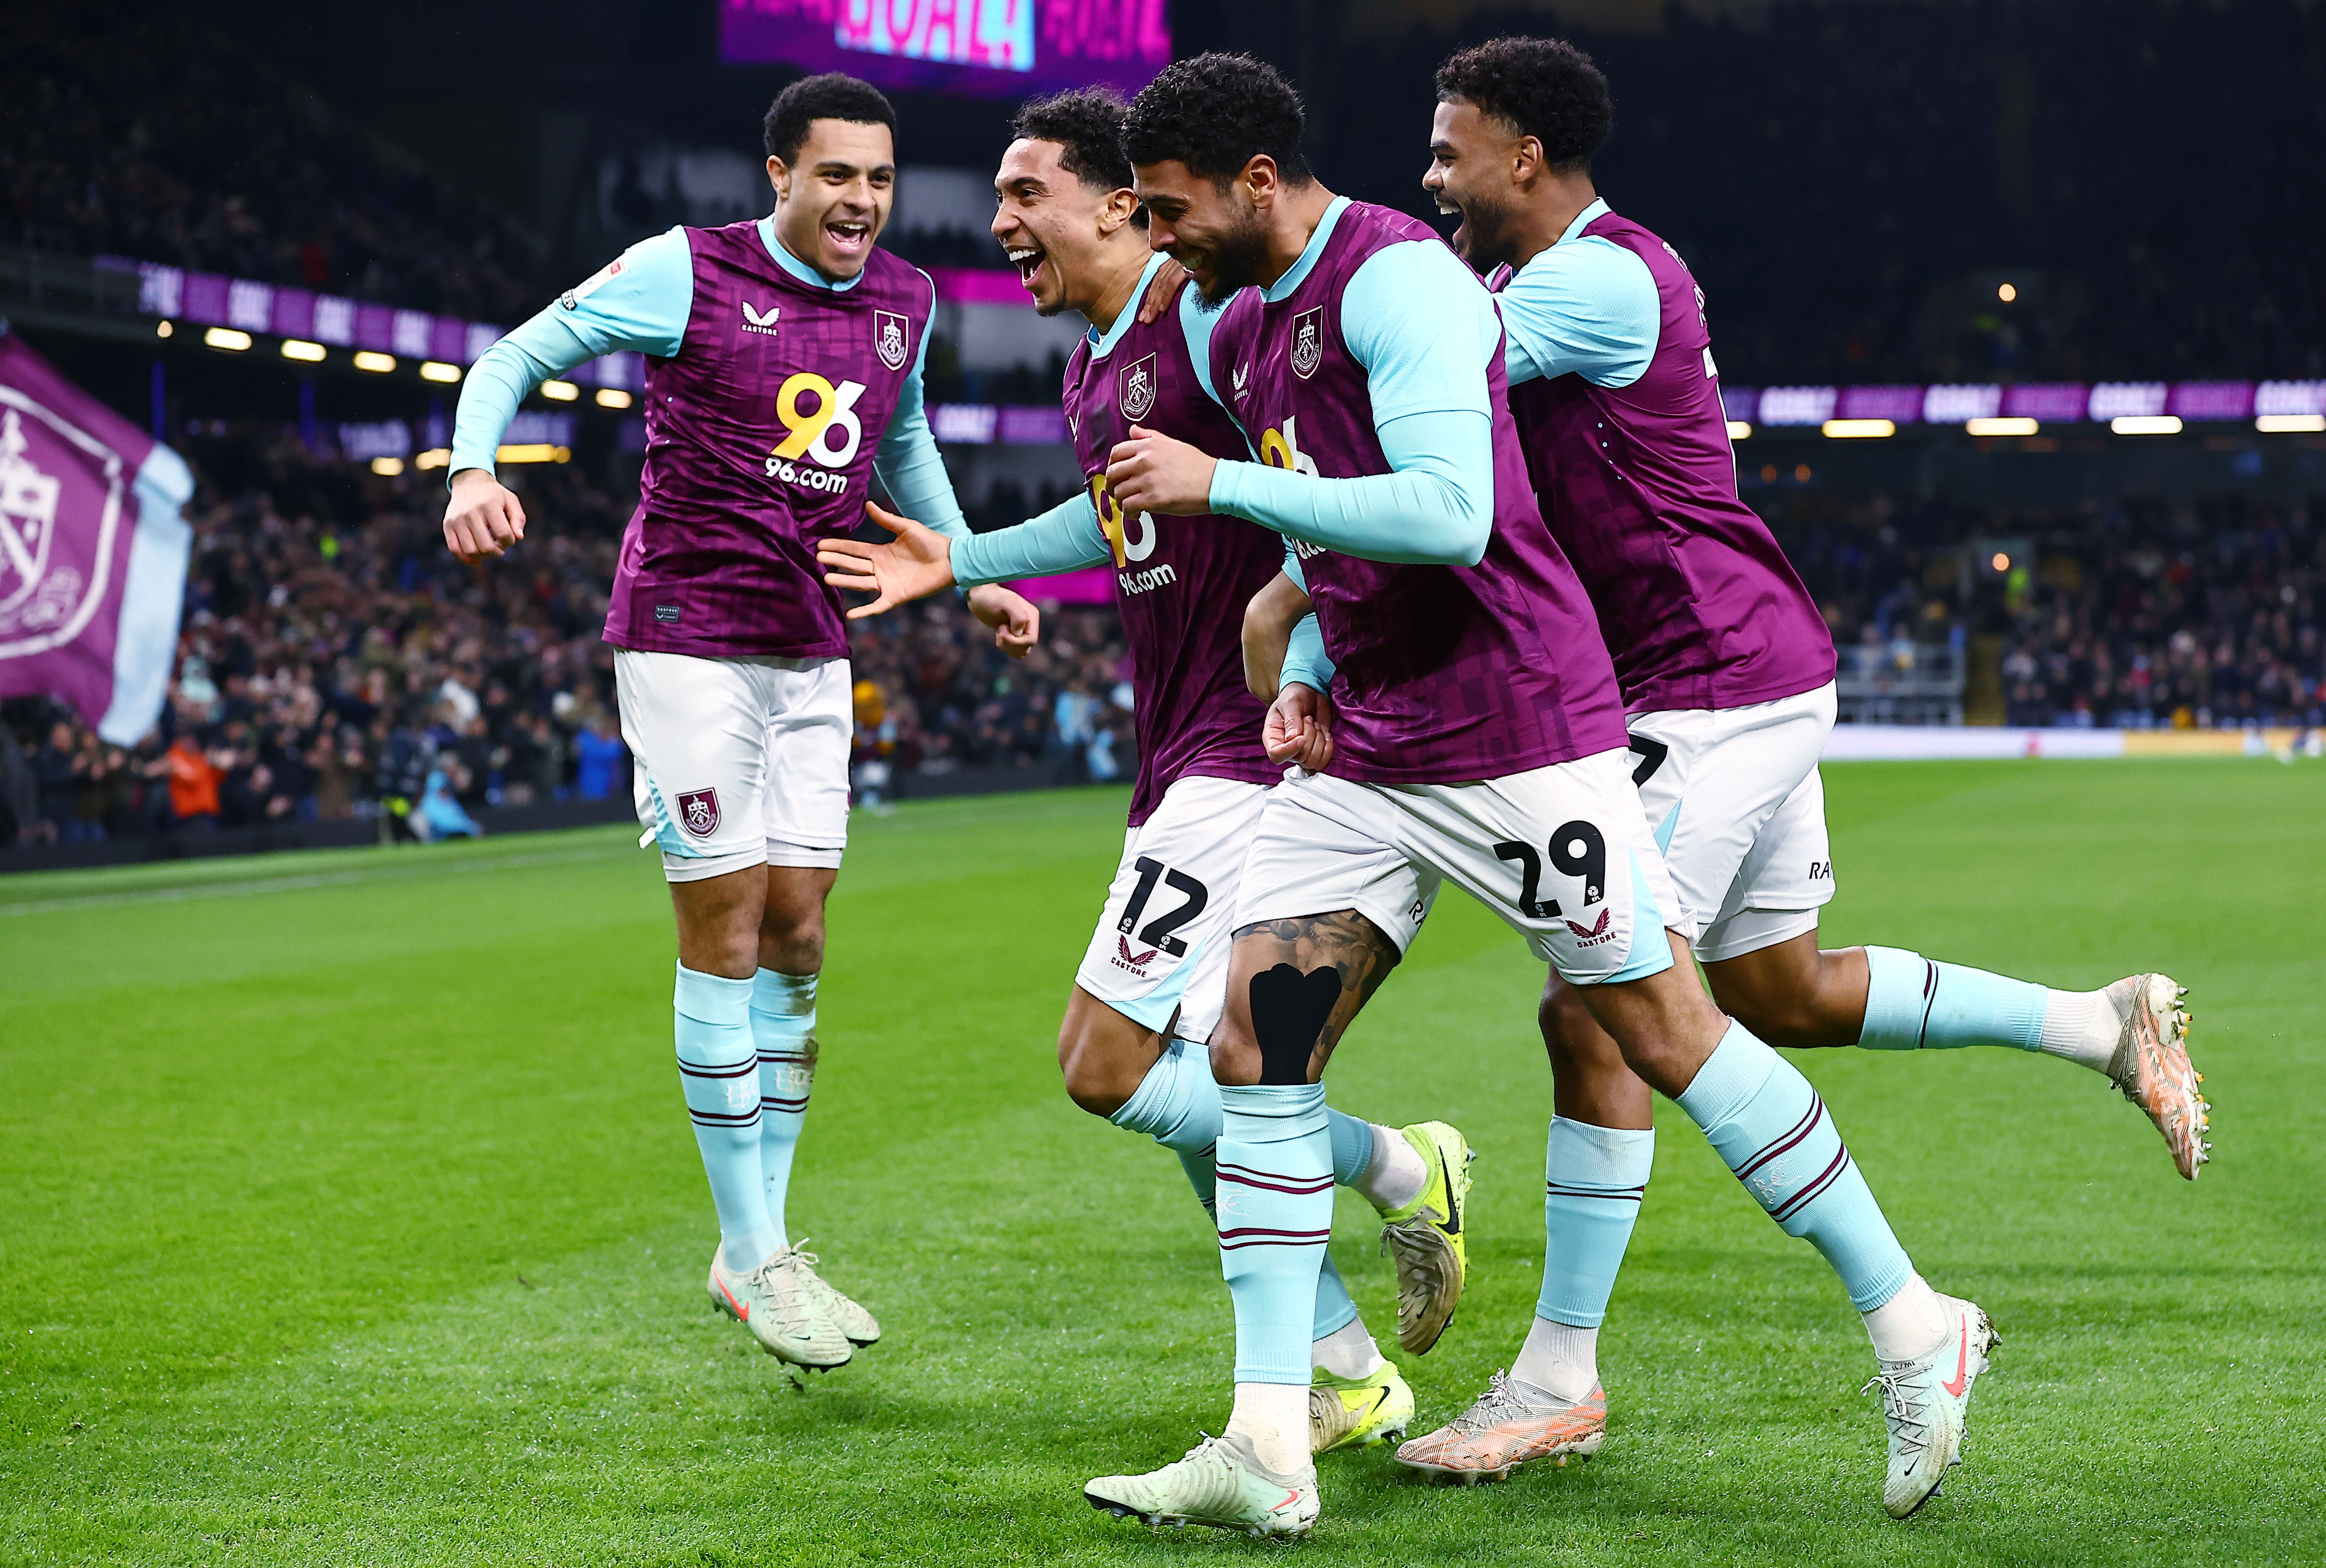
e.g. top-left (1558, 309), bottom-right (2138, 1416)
top-left (719, 0), bottom-right (1169, 96)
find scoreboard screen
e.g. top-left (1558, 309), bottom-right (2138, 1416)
top-left (719, 0), bottom-right (1170, 97)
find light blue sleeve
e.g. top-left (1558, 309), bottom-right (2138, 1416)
top-left (1203, 241), bottom-right (1495, 565)
top-left (449, 228), bottom-right (694, 478)
top-left (1273, 545), bottom-right (1335, 691)
top-left (951, 492), bottom-right (1112, 585)
top-left (1497, 237), bottom-right (1660, 388)
top-left (1178, 284), bottom-right (1230, 414)
top-left (1280, 612), bottom-right (1335, 693)
top-left (870, 294), bottom-right (969, 541)
top-left (1208, 408), bottom-right (1491, 565)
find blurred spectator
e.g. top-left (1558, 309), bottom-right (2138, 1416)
top-left (573, 710), bottom-right (629, 802)
top-left (417, 768), bottom-right (482, 841)
top-left (164, 733), bottom-right (220, 830)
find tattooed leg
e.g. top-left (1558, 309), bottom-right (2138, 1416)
top-left (1210, 910), bottom-right (1403, 1087)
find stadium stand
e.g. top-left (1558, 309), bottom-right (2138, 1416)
top-left (0, 437), bottom-right (1114, 846)
top-left (0, 10), bottom-right (553, 323)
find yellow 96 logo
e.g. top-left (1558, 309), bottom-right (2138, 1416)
top-left (765, 372), bottom-right (865, 493)
top-left (1088, 473), bottom-right (1155, 566)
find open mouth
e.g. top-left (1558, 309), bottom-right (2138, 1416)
top-left (1435, 197), bottom-right (1469, 253)
top-left (825, 218), bottom-right (872, 256)
top-left (1006, 244), bottom-right (1049, 292)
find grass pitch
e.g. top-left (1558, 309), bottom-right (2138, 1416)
top-left (2, 760), bottom-right (2321, 1565)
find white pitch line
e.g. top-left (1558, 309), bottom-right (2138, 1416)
top-left (0, 844), bottom-right (630, 917)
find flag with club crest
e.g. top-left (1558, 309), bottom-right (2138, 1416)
top-left (0, 328), bottom-right (192, 743)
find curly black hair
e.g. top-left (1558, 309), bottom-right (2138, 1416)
top-left (1010, 88), bottom-right (1146, 226)
top-left (1122, 53), bottom-right (1312, 187)
top-left (1434, 37), bottom-right (1613, 172)
top-left (763, 73), bottom-right (897, 167)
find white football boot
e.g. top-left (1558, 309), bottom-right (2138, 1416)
top-left (706, 1246), bottom-right (851, 1370)
top-left (1086, 1431), bottom-right (1320, 1538)
top-left (782, 1240), bottom-right (882, 1346)
top-left (1862, 1292), bottom-right (1997, 1518)
top-left (2100, 975), bottom-right (2210, 1179)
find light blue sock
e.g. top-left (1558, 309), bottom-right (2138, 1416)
top-left (1327, 1108), bottom-right (1375, 1185)
top-left (1112, 1042), bottom-right (1360, 1342)
top-left (1538, 1118), bottom-right (1654, 1328)
top-left (674, 964), bottom-right (781, 1272)
top-left (1859, 945), bottom-right (2046, 1052)
top-left (1217, 1081), bottom-right (1332, 1384)
top-left (1677, 1022), bottom-right (1914, 1312)
top-left (750, 968), bottom-right (817, 1246)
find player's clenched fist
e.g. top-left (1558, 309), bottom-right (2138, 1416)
top-left (1105, 424), bottom-right (1218, 517)
top-left (442, 468), bottom-right (527, 564)
top-left (1263, 680), bottom-right (1335, 774)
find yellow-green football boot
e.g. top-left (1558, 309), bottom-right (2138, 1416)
top-left (1310, 1359), bottom-right (1415, 1453)
top-left (1376, 1120), bottom-right (1475, 1354)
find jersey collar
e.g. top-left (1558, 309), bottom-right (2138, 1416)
top-left (1086, 251), bottom-right (1173, 360)
top-left (758, 214), bottom-right (868, 293)
top-left (1259, 195), bottom-right (1351, 304)
top-left (1554, 198), bottom-right (1613, 249)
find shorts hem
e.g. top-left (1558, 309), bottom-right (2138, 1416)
top-left (764, 842), bottom-right (845, 870)
top-left (1695, 906), bottom-right (1825, 963)
top-left (662, 848), bottom-right (768, 883)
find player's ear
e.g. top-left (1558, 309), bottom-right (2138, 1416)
top-left (765, 155), bottom-right (790, 201)
top-left (1242, 154), bottom-right (1277, 208)
top-left (1511, 136), bottom-right (1543, 186)
top-left (1100, 186), bottom-right (1140, 237)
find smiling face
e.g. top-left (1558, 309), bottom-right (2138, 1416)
top-left (1131, 158), bottom-right (1273, 308)
top-left (1423, 98), bottom-right (1525, 270)
top-left (766, 118), bottom-right (897, 281)
top-left (991, 137), bottom-right (1139, 318)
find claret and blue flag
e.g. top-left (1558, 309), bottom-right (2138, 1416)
top-left (0, 329), bottom-right (192, 744)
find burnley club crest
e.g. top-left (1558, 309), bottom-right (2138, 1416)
top-left (874, 311), bottom-right (910, 372)
top-left (1290, 307), bottom-right (1325, 379)
top-left (1118, 354), bottom-right (1157, 421)
top-left (676, 787), bottom-right (721, 838)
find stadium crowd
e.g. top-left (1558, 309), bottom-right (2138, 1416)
top-left (1776, 493), bottom-right (2326, 731)
top-left (1, 11), bottom-right (550, 323)
top-left (0, 437), bottom-right (1117, 847)
top-left (6, 408), bottom-right (2316, 848)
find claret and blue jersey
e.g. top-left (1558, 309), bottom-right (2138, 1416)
top-left (950, 251), bottom-right (1282, 827)
top-left (1490, 199), bottom-right (1836, 713)
top-left (1199, 196), bottom-right (1627, 784)
top-left (451, 217), bottom-right (968, 662)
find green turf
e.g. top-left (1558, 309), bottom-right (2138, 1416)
top-left (2, 761), bottom-right (2320, 1565)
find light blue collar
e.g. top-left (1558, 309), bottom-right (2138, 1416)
top-left (1260, 195), bottom-right (1351, 304)
top-left (1555, 197), bottom-right (1612, 248)
top-left (1087, 251), bottom-right (1172, 359)
top-left (758, 214), bottom-right (866, 293)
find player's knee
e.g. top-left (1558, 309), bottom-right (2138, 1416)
top-left (758, 916), bottom-right (824, 975)
top-left (1538, 980), bottom-right (1596, 1067)
top-left (1207, 1024), bottom-right (1263, 1088)
top-left (1056, 1021), bottom-right (1138, 1118)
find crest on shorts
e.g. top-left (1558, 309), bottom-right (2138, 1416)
top-left (874, 311), bottom-right (910, 372)
top-left (1118, 354), bottom-right (1157, 422)
top-left (676, 787), bottom-right (721, 838)
top-left (1289, 307), bottom-right (1325, 380)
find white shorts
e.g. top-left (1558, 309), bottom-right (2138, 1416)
top-left (1626, 681), bottom-right (1837, 962)
top-left (1075, 775), bottom-right (1267, 1045)
top-left (614, 649), bottom-right (852, 883)
top-left (1234, 749), bottom-right (1681, 986)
